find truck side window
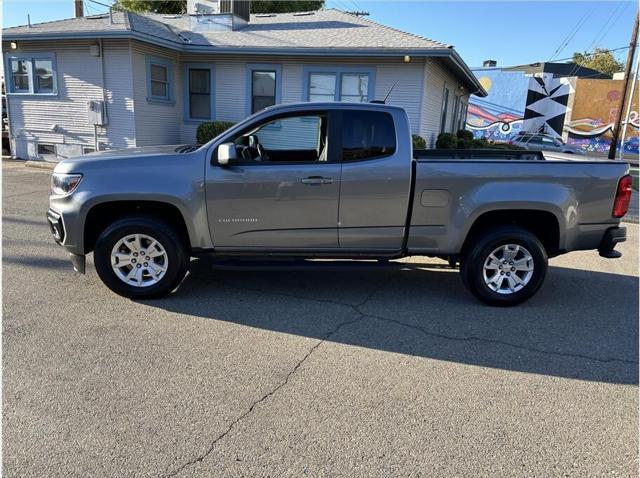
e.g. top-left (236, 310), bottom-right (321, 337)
top-left (232, 113), bottom-right (329, 163)
top-left (342, 111), bottom-right (396, 161)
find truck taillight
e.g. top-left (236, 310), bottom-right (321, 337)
top-left (613, 174), bottom-right (632, 218)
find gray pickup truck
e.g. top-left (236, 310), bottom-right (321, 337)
top-left (47, 102), bottom-right (632, 306)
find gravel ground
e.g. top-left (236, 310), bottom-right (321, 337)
top-left (3, 161), bottom-right (638, 477)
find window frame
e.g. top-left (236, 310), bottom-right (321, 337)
top-left (440, 85), bottom-right (450, 133)
top-left (6, 53), bottom-right (58, 96)
top-left (145, 55), bottom-right (174, 104)
top-left (303, 66), bottom-right (376, 103)
top-left (245, 64), bottom-right (282, 116)
top-left (37, 143), bottom-right (57, 157)
top-left (216, 109), bottom-right (338, 167)
top-left (183, 63), bottom-right (215, 123)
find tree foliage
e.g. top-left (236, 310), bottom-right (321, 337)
top-left (115, 0), bottom-right (324, 15)
top-left (116, 0), bottom-right (186, 14)
top-left (572, 48), bottom-right (624, 77)
top-left (251, 1), bottom-right (324, 13)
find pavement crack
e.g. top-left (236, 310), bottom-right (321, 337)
top-left (367, 314), bottom-right (637, 366)
top-left (160, 314), bottom-right (366, 478)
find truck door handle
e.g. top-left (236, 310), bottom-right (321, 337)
top-left (301, 176), bottom-right (333, 185)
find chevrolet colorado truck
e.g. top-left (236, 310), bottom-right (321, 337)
top-left (47, 103), bottom-right (632, 306)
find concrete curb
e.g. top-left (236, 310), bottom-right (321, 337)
top-left (25, 160), bottom-right (57, 170)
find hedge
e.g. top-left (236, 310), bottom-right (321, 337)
top-left (196, 121), bottom-right (236, 145)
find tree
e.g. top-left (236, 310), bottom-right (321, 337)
top-left (114, 0), bottom-right (324, 15)
top-left (251, 1), bottom-right (323, 13)
top-left (572, 48), bottom-right (624, 77)
top-left (116, 0), bottom-right (185, 14)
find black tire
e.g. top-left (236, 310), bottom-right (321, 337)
top-left (460, 226), bottom-right (547, 307)
top-left (94, 216), bottom-right (189, 299)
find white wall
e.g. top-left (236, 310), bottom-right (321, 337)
top-left (130, 42), bottom-right (182, 147)
top-left (3, 39), bottom-right (135, 160)
top-left (420, 58), bottom-right (469, 148)
top-left (178, 53), bottom-right (427, 144)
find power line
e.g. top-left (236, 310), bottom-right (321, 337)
top-left (86, 0), bottom-right (114, 10)
top-left (548, 8), bottom-right (592, 61)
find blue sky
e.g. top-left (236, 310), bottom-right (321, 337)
top-left (3, 0), bottom-right (636, 67)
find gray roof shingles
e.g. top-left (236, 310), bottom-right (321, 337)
top-left (4, 9), bottom-right (449, 51)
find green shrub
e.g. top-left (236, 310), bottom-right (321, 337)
top-left (196, 121), bottom-right (236, 144)
top-left (456, 129), bottom-right (473, 141)
top-left (412, 134), bottom-right (427, 150)
top-left (435, 133), bottom-right (459, 149)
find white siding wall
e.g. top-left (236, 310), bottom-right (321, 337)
top-left (420, 58), bottom-right (470, 148)
top-left (131, 42), bottom-right (182, 146)
top-left (178, 54), bottom-right (427, 144)
top-left (3, 39), bottom-right (135, 159)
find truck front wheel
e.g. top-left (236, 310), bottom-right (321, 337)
top-left (460, 226), bottom-right (547, 306)
top-left (93, 216), bottom-right (189, 299)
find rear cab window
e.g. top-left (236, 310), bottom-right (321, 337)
top-left (342, 110), bottom-right (396, 161)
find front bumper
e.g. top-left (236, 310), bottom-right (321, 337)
top-left (47, 208), bottom-right (86, 273)
top-left (598, 226), bottom-right (626, 258)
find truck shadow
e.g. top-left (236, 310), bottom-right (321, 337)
top-left (147, 257), bottom-right (639, 385)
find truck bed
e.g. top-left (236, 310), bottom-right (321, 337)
top-left (407, 154), bottom-right (629, 255)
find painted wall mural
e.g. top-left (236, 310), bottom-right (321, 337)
top-left (522, 74), bottom-right (572, 138)
top-left (563, 78), bottom-right (639, 155)
top-left (468, 69), bottom-right (639, 155)
top-left (466, 69), bottom-right (528, 141)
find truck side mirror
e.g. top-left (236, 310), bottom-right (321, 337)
top-left (217, 143), bottom-right (236, 166)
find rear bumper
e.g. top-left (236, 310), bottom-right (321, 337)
top-left (598, 226), bottom-right (626, 258)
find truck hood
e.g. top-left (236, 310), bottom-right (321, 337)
top-left (54, 144), bottom-right (201, 172)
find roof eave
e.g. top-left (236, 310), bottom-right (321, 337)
top-left (2, 30), bottom-right (485, 96)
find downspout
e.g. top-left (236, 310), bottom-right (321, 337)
top-left (98, 38), bottom-right (107, 151)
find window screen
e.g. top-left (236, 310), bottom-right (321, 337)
top-left (35, 59), bottom-right (54, 93)
top-left (37, 143), bottom-right (56, 156)
top-left (309, 73), bottom-right (336, 102)
top-left (342, 110), bottom-right (396, 161)
top-left (11, 59), bottom-right (30, 92)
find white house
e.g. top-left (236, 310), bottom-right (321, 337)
top-left (2, 1), bottom-right (486, 160)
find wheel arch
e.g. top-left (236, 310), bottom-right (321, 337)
top-left (83, 199), bottom-right (192, 254)
top-left (461, 208), bottom-right (563, 258)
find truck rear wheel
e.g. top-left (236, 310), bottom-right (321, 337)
top-left (460, 226), bottom-right (547, 306)
top-left (94, 216), bottom-right (189, 299)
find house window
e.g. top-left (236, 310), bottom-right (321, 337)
top-left (458, 101), bottom-right (468, 130)
top-left (251, 70), bottom-right (276, 113)
top-left (307, 69), bottom-right (374, 103)
top-left (8, 55), bottom-right (57, 94)
top-left (340, 74), bottom-right (369, 103)
top-left (440, 86), bottom-right (450, 133)
top-left (189, 68), bottom-right (211, 119)
top-left (37, 143), bottom-right (56, 157)
top-left (146, 56), bottom-right (173, 102)
top-left (309, 73), bottom-right (337, 102)
top-left (246, 64), bottom-right (281, 116)
top-left (82, 146), bottom-right (95, 154)
top-left (451, 95), bottom-right (460, 133)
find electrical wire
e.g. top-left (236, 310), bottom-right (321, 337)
top-left (548, 8), bottom-right (593, 61)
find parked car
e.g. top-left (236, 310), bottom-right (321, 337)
top-left (509, 132), bottom-right (585, 154)
top-left (47, 103), bottom-right (631, 306)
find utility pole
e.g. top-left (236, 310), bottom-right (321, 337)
top-left (74, 0), bottom-right (84, 18)
top-left (608, 9), bottom-right (638, 159)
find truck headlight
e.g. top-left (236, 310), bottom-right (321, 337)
top-left (51, 173), bottom-right (83, 196)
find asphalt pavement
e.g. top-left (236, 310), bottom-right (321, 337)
top-left (3, 161), bottom-right (639, 477)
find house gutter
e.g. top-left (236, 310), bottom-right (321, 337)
top-left (3, 31), bottom-right (486, 96)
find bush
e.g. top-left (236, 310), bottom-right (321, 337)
top-left (412, 134), bottom-right (427, 150)
top-left (435, 133), bottom-right (459, 149)
top-left (196, 121), bottom-right (236, 144)
top-left (456, 129), bottom-right (473, 141)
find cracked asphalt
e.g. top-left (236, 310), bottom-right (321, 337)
top-left (3, 161), bottom-right (639, 477)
